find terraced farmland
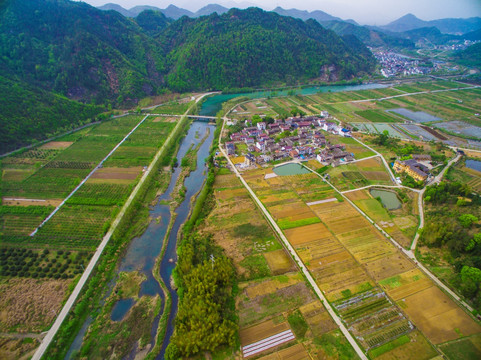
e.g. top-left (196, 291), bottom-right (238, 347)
top-left (241, 164), bottom-right (481, 356)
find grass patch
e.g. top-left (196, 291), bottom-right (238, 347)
top-left (440, 335), bottom-right (481, 360)
top-left (355, 110), bottom-right (400, 123)
top-left (379, 275), bottom-right (402, 289)
top-left (239, 254), bottom-right (271, 280)
top-left (314, 330), bottom-right (358, 359)
top-left (287, 310), bottom-right (308, 339)
top-left (278, 216), bottom-right (321, 230)
top-left (369, 334), bottom-right (410, 358)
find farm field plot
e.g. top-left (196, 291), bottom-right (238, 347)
top-left (326, 134), bottom-right (376, 159)
top-left (398, 285), bottom-right (481, 344)
top-left (369, 330), bottom-right (438, 360)
top-left (344, 189), bottom-right (418, 248)
top-left (242, 165), bottom-right (481, 355)
top-left (1, 114), bottom-right (174, 250)
top-left (355, 109), bottom-right (402, 123)
top-left (326, 157), bottom-right (392, 191)
top-left (103, 116), bottom-right (176, 167)
top-left (333, 287), bottom-right (413, 350)
top-left (439, 334), bottom-right (481, 360)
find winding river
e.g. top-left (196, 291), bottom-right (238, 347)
top-left (65, 121), bottom-right (215, 359)
top-left (199, 83), bottom-right (386, 116)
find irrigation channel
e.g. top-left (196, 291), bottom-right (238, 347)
top-left (65, 121), bottom-right (216, 359)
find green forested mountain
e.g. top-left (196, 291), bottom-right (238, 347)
top-left (0, 75), bottom-right (102, 154)
top-left (0, 1), bottom-right (378, 153)
top-left (0, 0), bottom-right (165, 105)
top-left (321, 20), bottom-right (415, 48)
top-left (160, 8), bottom-right (376, 92)
top-left (454, 43), bottom-right (481, 68)
top-left (135, 10), bottom-right (172, 37)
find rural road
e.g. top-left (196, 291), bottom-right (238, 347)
top-left (31, 92), bottom-right (214, 360)
top-left (218, 118), bottom-right (369, 360)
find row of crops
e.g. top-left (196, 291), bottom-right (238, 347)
top-left (333, 288), bottom-right (413, 351)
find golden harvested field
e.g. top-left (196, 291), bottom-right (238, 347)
top-left (380, 269), bottom-right (433, 301)
top-left (399, 286), bottom-right (481, 344)
top-left (215, 187), bottom-right (248, 201)
top-left (240, 320), bottom-right (291, 347)
top-left (269, 201), bottom-right (313, 219)
top-left (356, 157), bottom-right (385, 168)
top-left (361, 170), bottom-right (391, 181)
top-left (0, 278), bottom-right (72, 332)
top-left (345, 190), bottom-right (371, 201)
top-left (284, 223), bottom-right (332, 245)
top-left (364, 253), bottom-right (415, 281)
top-left (214, 173), bottom-right (242, 188)
top-left (264, 250), bottom-right (296, 274)
top-left (246, 273), bottom-right (301, 299)
top-left (373, 330), bottom-right (438, 360)
top-left (310, 201), bottom-right (359, 223)
top-left (296, 239), bottom-right (345, 262)
top-left (39, 141), bottom-right (73, 149)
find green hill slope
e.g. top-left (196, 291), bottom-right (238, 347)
top-left (0, 76), bottom-right (102, 154)
top-left (160, 8), bottom-right (376, 92)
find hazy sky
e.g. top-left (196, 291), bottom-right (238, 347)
top-left (80, 0), bottom-right (481, 24)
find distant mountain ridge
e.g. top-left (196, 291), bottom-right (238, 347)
top-left (382, 13), bottom-right (481, 34)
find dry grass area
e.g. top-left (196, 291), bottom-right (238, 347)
top-left (0, 277), bottom-right (72, 332)
top-left (299, 301), bottom-right (336, 337)
top-left (245, 273), bottom-right (302, 299)
top-left (284, 223), bottom-right (332, 246)
top-left (264, 250), bottom-right (296, 275)
top-left (39, 141), bottom-right (73, 149)
top-left (399, 286), bottom-right (481, 344)
top-left (363, 253), bottom-right (415, 281)
top-left (0, 336), bottom-right (40, 360)
top-left (1, 198), bottom-right (62, 207)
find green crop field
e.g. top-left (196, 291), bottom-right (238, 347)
top-left (0, 114), bottom-right (177, 250)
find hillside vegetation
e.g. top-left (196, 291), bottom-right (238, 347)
top-left (0, 75), bottom-right (102, 154)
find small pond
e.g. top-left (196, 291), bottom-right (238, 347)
top-left (370, 189), bottom-right (402, 210)
top-left (466, 159), bottom-right (481, 173)
top-left (273, 163), bottom-right (310, 176)
top-left (387, 108), bottom-right (440, 123)
top-left (110, 298), bottom-right (135, 322)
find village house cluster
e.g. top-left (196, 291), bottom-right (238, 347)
top-left (373, 51), bottom-right (432, 77)
top-left (226, 113), bottom-right (355, 167)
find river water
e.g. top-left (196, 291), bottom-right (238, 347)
top-left (199, 83), bottom-right (386, 116)
top-left (65, 121), bottom-right (215, 359)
